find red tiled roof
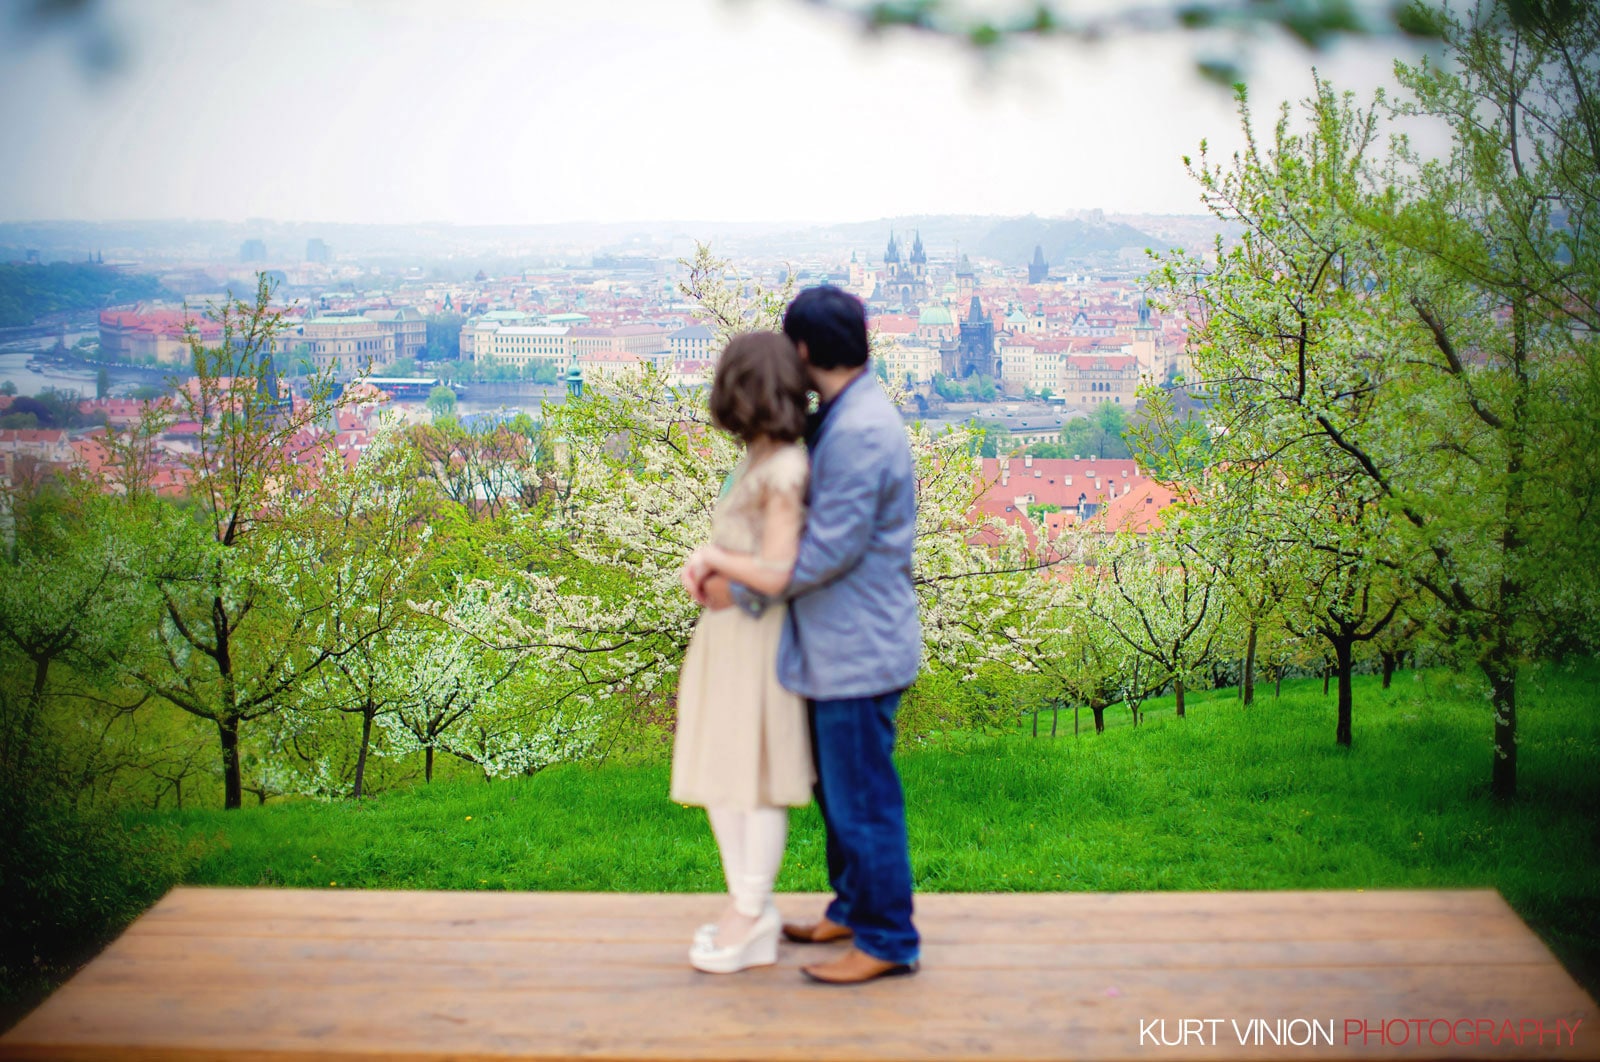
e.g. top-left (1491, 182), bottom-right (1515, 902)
top-left (978, 457), bottom-right (1139, 509)
top-left (1030, 338), bottom-right (1081, 353)
top-left (1093, 478), bottom-right (1186, 534)
top-left (100, 308), bottom-right (223, 339)
top-left (871, 315), bottom-right (917, 334)
top-left (0, 429), bottom-right (68, 444)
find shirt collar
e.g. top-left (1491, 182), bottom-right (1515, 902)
top-left (806, 368), bottom-right (869, 447)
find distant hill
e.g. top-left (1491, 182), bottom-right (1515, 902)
top-left (975, 216), bottom-right (1159, 267)
top-left (0, 215), bottom-right (1228, 273)
top-left (765, 213), bottom-right (1203, 267)
top-left (0, 262), bottom-right (169, 328)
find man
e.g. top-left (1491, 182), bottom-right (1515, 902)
top-left (694, 285), bottom-right (922, 985)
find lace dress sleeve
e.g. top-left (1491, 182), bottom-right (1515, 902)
top-left (757, 444), bottom-right (810, 510)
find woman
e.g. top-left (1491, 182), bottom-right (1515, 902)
top-left (672, 330), bottom-right (813, 974)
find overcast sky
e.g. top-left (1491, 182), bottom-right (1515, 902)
top-left (0, 0), bottom-right (1426, 225)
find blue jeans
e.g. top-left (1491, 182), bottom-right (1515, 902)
top-left (809, 692), bottom-right (919, 965)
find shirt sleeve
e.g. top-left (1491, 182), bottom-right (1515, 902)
top-left (729, 580), bottom-right (768, 617)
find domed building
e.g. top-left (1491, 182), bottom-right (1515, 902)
top-left (1004, 303), bottom-right (1032, 335)
top-left (917, 303), bottom-right (956, 343)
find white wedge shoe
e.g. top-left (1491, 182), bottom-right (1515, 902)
top-left (692, 901), bottom-right (776, 949)
top-left (688, 905), bottom-right (781, 974)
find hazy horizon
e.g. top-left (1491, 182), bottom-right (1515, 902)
top-left (0, 0), bottom-right (1430, 228)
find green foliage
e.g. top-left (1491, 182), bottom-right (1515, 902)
top-left (815, 0), bottom-right (1442, 82)
top-left (933, 372), bottom-right (998, 402)
top-left (1, 387), bottom-right (91, 430)
top-left (523, 361), bottom-right (560, 385)
top-left (968, 420), bottom-right (1011, 457)
top-left (676, 242), bottom-right (793, 348)
top-left (0, 784), bottom-right (197, 1030)
top-left (117, 274), bottom-right (357, 810)
top-left (0, 263), bottom-right (167, 328)
top-left (1145, 3), bottom-right (1600, 794)
top-left (424, 314), bottom-right (464, 361)
top-left (469, 353), bottom-right (521, 382)
top-left (425, 384), bottom-right (456, 419)
top-left (1029, 402), bottom-right (1134, 459)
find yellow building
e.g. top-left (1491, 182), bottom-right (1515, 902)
top-left (578, 350), bottom-right (647, 382)
top-left (1059, 354), bottom-right (1139, 406)
top-left (876, 339), bottom-right (941, 386)
top-left (277, 316), bottom-right (393, 379)
top-left (470, 325), bottom-right (573, 372)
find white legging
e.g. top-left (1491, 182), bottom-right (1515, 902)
top-left (706, 806), bottom-right (788, 917)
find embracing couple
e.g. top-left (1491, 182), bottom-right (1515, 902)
top-left (672, 285), bottom-right (921, 985)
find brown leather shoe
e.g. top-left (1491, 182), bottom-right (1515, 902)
top-left (801, 947), bottom-right (918, 985)
top-left (782, 915), bottom-right (853, 944)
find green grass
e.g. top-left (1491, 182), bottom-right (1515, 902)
top-left (142, 662), bottom-right (1600, 995)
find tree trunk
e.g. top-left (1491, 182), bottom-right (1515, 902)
top-left (1051, 701), bottom-right (1059, 738)
top-left (352, 707), bottom-right (375, 799)
top-left (1483, 652), bottom-right (1517, 801)
top-left (216, 600), bottom-right (242, 810)
top-left (425, 746), bottom-right (435, 783)
top-left (6, 654), bottom-right (51, 775)
top-left (1242, 622), bottom-right (1258, 707)
top-left (219, 716), bottom-right (242, 811)
top-left (1323, 661), bottom-right (1331, 696)
top-left (1275, 666), bottom-right (1282, 698)
top-left (1380, 650), bottom-right (1397, 689)
top-left (1173, 678), bottom-right (1186, 719)
top-left (1090, 703), bottom-right (1105, 734)
top-left (1333, 637), bottom-right (1354, 748)
top-left (1031, 706), bottom-right (1039, 738)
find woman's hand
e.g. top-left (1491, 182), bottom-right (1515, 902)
top-left (679, 548), bottom-right (711, 604)
top-left (698, 545), bottom-right (732, 573)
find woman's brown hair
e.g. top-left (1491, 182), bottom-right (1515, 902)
top-left (709, 331), bottom-right (808, 444)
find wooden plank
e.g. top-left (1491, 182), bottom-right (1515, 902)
top-left (85, 930), bottom-right (1562, 973)
top-left (122, 888), bottom-right (1534, 946)
top-left (4, 968), bottom-right (1595, 1061)
top-left (123, 909), bottom-right (1537, 944)
top-left (3, 889), bottom-right (1595, 1062)
top-left (137, 886), bottom-right (1517, 921)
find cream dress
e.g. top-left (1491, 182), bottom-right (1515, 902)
top-left (670, 443), bottom-right (815, 809)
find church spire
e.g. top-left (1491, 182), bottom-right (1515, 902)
top-left (1028, 243), bottom-right (1049, 284)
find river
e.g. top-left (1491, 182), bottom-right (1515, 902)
top-left (0, 330), bottom-right (133, 397)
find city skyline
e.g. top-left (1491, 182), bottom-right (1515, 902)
top-left (0, 0), bottom-right (1429, 227)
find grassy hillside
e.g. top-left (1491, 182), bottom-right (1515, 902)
top-left (0, 262), bottom-right (167, 327)
top-left (149, 663), bottom-right (1600, 994)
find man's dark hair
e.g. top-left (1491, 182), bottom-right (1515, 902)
top-left (783, 285), bottom-right (869, 370)
top-left (709, 331), bottom-right (808, 443)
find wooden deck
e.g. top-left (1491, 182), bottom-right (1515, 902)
top-left (2, 888), bottom-right (1595, 1061)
